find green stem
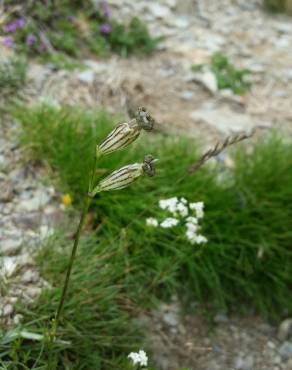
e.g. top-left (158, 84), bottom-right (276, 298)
top-left (48, 154), bottom-right (98, 368)
top-left (55, 195), bottom-right (91, 325)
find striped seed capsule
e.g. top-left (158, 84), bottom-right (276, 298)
top-left (88, 155), bottom-right (157, 197)
top-left (96, 107), bottom-right (155, 157)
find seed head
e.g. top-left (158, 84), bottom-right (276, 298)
top-left (96, 107), bottom-right (154, 157)
top-left (89, 155), bottom-right (157, 197)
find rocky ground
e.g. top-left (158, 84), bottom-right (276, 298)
top-left (1, 0), bottom-right (292, 369)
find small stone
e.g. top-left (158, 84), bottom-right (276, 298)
top-left (214, 312), bottom-right (229, 324)
top-left (26, 286), bottom-right (42, 298)
top-left (13, 314), bottom-right (23, 325)
top-left (17, 190), bottom-right (50, 212)
top-left (1, 238), bottom-right (22, 255)
top-left (235, 355), bottom-right (254, 370)
top-left (180, 90), bottom-right (194, 100)
top-left (1, 256), bottom-right (18, 277)
top-left (1, 304), bottom-right (14, 317)
top-left (21, 269), bottom-right (39, 284)
top-left (278, 319), bottom-right (292, 341)
top-left (77, 70), bottom-right (95, 84)
top-left (278, 341), bottom-right (292, 360)
top-left (190, 106), bottom-right (268, 135)
top-left (163, 312), bottom-right (179, 327)
top-left (148, 3), bottom-right (171, 18)
top-left (39, 225), bottom-right (54, 240)
top-left (192, 70), bottom-right (218, 94)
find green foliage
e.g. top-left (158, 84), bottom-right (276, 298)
top-left (13, 103), bottom-right (292, 317)
top-left (6, 103), bottom-right (292, 367)
top-left (107, 17), bottom-right (161, 57)
top-left (192, 52), bottom-right (252, 95)
top-left (263, 0), bottom-right (286, 12)
top-left (0, 57), bottom-right (27, 94)
top-left (0, 234), bottom-right (143, 369)
top-left (1, 1), bottom-right (159, 62)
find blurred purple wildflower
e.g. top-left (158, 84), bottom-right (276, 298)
top-left (100, 23), bottom-right (111, 34)
top-left (99, 1), bottom-right (110, 17)
top-left (68, 15), bottom-right (76, 23)
top-left (3, 37), bottom-right (15, 48)
top-left (3, 18), bottom-right (25, 33)
top-left (26, 34), bottom-right (37, 46)
top-left (14, 18), bottom-right (25, 28)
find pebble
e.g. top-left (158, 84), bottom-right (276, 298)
top-left (16, 189), bottom-right (50, 212)
top-left (180, 90), bottom-right (194, 100)
top-left (1, 304), bottom-right (14, 317)
top-left (1, 238), bottom-right (22, 255)
top-left (192, 70), bottom-right (218, 94)
top-left (234, 355), bottom-right (254, 370)
top-left (278, 318), bottom-right (292, 342)
top-left (214, 312), bottom-right (229, 324)
top-left (147, 3), bottom-right (171, 18)
top-left (77, 69), bottom-right (95, 84)
top-left (278, 341), bottom-right (292, 360)
top-left (21, 269), bottom-right (39, 284)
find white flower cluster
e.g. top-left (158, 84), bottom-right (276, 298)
top-left (128, 349), bottom-right (148, 367)
top-left (146, 197), bottom-right (207, 245)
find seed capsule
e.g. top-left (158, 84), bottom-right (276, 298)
top-left (89, 155), bottom-right (157, 197)
top-left (96, 107), bottom-right (155, 156)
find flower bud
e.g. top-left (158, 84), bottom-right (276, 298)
top-left (89, 155), bottom-right (157, 197)
top-left (96, 107), bottom-right (154, 156)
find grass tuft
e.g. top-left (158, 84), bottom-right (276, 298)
top-left (3, 102), bottom-right (292, 367)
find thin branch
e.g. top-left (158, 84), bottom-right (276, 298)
top-left (188, 129), bottom-right (256, 174)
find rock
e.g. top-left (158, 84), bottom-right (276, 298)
top-left (147, 3), bottom-right (171, 18)
top-left (192, 70), bottom-right (218, 94)
top-left (1, 304), bottom-right (14, 317)
top-left (1, 238), bottom-right (22, 255)
top-left (77, 69), bottom-right (95, 84)
top-left (17, 189), bottom-right (50, 212)
top-left (234, 355), bottom-right (254, 370)
top-left (21, 269), bottom-right (39, 284)
top-left (163, 311), bottom-right (179, 327)
top-left (1, 257), bottom-right (18, 277)
top-left (26, 286), bottom-right (42, 298)
top-left (214, 312), bottom-right (229, 324)
top-left (0, 154), bottom-right (5, 166)
top-left (190, 106), bottom-right (269, 135)
top-left (278, 341), bottom-right (292, 360)
top-left (13, 314), bottom-right (23, 325)
top-left (39, 225), bottom-right (54, 240)
top-left (180, 90), bottom-right (194, 100)
top-left (278, 319), bottom-right (292, 341)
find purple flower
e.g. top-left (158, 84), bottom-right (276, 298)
top-left (3, 18), bottom-right (26, 33)
top-left (3, 22), bottom-right (17, 33)
top-left (68, 15), bottom-right (76, 23)
top-left (14, 18), bottom-right (26, 28)
top-left (3, 37), bottom-right (15, 48)
top-left (99, 1), bottom-right (110, 17)
top-left (100, 23), bottom-right (111, 34)
top-left (26, 34), bottom-right (37, 46)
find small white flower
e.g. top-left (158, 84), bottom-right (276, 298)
top-left (160, 217), bottom-right (179, 228)
top-left (159, 197), bottom-right (178, 210)
top-left (180, 197), bottom-right (188, 204)
top-left (146, 217), bottom-right (158, 227)
top-left (186, 222), bottom-right (198, 232)
top-left (186, 216), bottom-right (198, 224)
top-left (189, 201), bottom-right (204, 218)
top-left (186, 230), bottom-right (197, 244)
top-left (128, 350), bottom-right (148, 367)
top-left (176, 202), bottom-right (188, 217)
top-left (195, 234), bottom-right (208, 244)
